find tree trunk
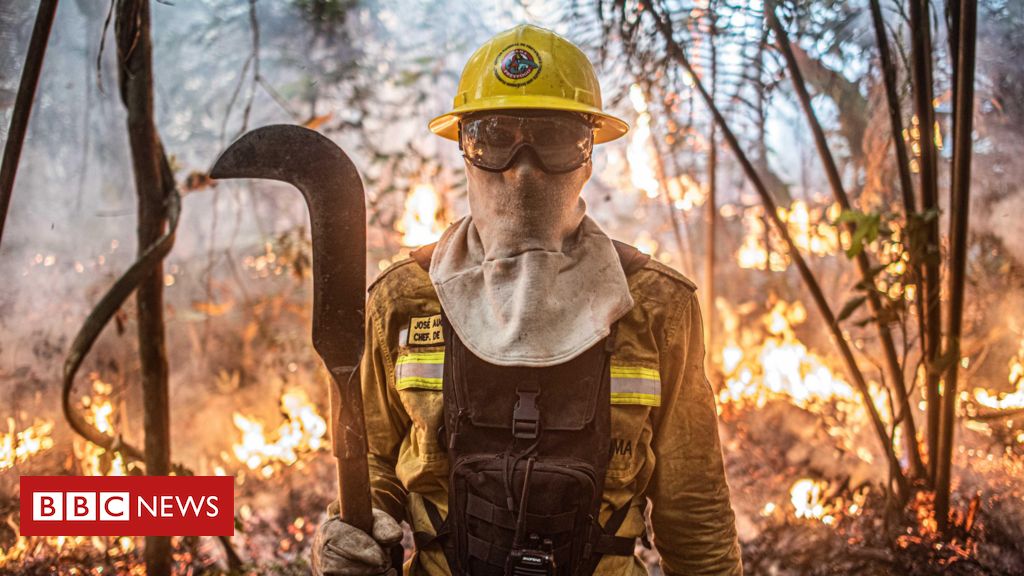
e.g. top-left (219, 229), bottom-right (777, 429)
top-left (936, 0), bottom-right (977, 533)
top-left (910, 0), bottom-right (945, 487)
top-left (115, 1), bottom-right (173, 574)
top-left (704, 19), bottom-right (718, 372)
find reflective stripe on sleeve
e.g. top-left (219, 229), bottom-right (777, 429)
top-left (610, 365), bottom-right (662, 406)
top-left (395, 351), bottom-right (445, 390)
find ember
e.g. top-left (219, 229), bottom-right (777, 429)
top-left (0, 419), bottom-right (54, 473)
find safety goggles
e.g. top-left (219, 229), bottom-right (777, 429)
top-left (458, 112), bottom-right (594, 174)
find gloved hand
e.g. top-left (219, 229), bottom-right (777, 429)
top-left (311, 503), bottom-right (404, 576)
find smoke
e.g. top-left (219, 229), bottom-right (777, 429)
top-left (0, 0), bottom-right (537, 473)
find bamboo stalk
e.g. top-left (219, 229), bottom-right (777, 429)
top-left (649, 2), bottom-right (908, 497)
top-left (909, 0), bottom-right (945, 486)
top-left (0, 0), bottom-right (59, 247)
top-left (868, 0), bottom-right (934, 483)
top-left (766, 1), bottom-right (926, 481)
top-left (947, 0), bottom-right (961, 157)
top-left (115, 1), bottom-right (173, 573)
top-left (935, 0), bottom-right (977, 533)
top-left (704, 9), bottom-right (719, 365)
top-left (645, 88), bottom-right (696, 277)
top-left (868, 0), bottom-right (920, 231)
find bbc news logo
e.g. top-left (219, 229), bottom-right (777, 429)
top-left (33, 491), bottom-right (133, 521)
top-left (32, 490), bottom-right (219, 522)
top-left (20, 476), bottom-right (234, 536)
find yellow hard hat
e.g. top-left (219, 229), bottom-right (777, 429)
top-left (428, 24), bottom-right (629, 144)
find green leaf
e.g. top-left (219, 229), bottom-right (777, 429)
top-left (835, 209), bottom-right (882, 259)
top-left (837, 295), bottom-right (868, 323)
top-left (834, 209), bottom-right (864, 226)
top-left (853, 316), bottom-right (876, 328)
top-left (846, 217), bottom-right (880, 258)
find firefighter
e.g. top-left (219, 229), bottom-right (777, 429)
top-left (313, 24), bottom-right (742, 576)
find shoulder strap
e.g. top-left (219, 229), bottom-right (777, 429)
top-left (610, 239), bottom-right (650, 276)
top-left (409, 239), bottom-right (650, 276)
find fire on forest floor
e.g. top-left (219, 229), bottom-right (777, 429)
top-left (3, 203), bottom-right (1024, 572)
top-left (3, 317), bottom-right (1024, 574)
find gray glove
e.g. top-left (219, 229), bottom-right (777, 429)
top-left (311, 505), bottom-right (403, 576)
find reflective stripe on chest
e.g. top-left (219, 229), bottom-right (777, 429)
top-left (395, 350), bottom-right (661, 406)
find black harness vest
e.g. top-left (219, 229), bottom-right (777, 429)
top-left (409, 241), bottom-right (650, 576)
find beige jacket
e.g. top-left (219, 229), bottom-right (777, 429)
top-left (359, 248), bottom-right (743, 576)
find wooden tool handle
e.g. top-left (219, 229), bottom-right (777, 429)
top-left (330, 365), bottom-right (373, 533)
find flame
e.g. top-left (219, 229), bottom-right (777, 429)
top-left (3, 376), bottom-right (137, 568)
top-left (790, 478), bottom-right (829, 520)
top-left (717, 300), bottom-right (891, 451)
top-left (973, 336), bottom-right (1024, 412)
top-left (729, 200), bottom-right (920, 304)
top-left (73, 375), bottom-right (127, 477)
top-left (232, 389), bottom-right (327, 477)
top-left (1, 533), bottom-right (137, 567)
top-left (667, 174), bottom-right (705, 211)
top-left (779, 200), bottom-right (843, 256)
top-left (735, 206), bottom-right (784, 271)
top-left (399, 182), bottom-right (444, 247)
top-left (633, 230), bottom-right (660, 257)
top-left (788, 478), bottom-right (868, 526)
top-left (627, 84), bottom-right (661, 199)
top-left (718, 301), bottom-right (857, 409)
top-left (732, 201), bottom-right (845, 271)
top-left (0, 418), bottom-right (55, 471)
top-left (904, 114), bottom-right (944, 173)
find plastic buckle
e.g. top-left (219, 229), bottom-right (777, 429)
top-left (512, 389), bottom-right (541, 440)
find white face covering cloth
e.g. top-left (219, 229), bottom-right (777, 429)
top-left (428, 165), bottom-right (634, 367)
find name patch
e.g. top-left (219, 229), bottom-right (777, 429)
top-left (408, 315), bottom-right (444, 347)
top-left (610, 438), bottom-right (633, 459)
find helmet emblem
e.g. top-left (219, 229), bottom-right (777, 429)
top-left (494, 43), bottom-right (542, 86)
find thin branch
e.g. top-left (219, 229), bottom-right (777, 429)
top-left (60, 163), bottom-right (244, 572)
top-left (239, 0), bottom-right (261, 136)
top-left (96, 0), bottom-right (115, 94)
top-left (0, 0), bottom-right (59, 247)
top-left (643, 83), bottom-right (695, 276)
